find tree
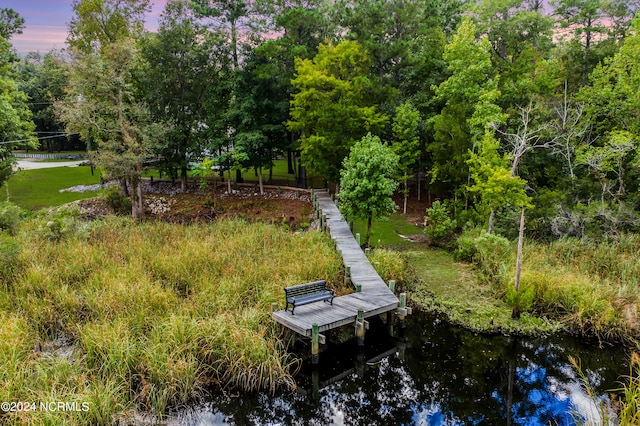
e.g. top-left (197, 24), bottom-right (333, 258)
top-left (228, 41), bottom-right (290, 194)
top-left (552, 0), bottom-right (639, 83)
top-left (339, 133), bottom-right (399, 247)
top-left (429, 18), bottom-right (505, 196)
top-left (0, 8), bottom-right (25, 40)
top-left (0, 34), bottom-right (36, 187)
top-left (58, 40), bottom-right (158, 219)
top-left (139, 0), bottom-right (230, 191)
top-left (288, 40), bottom-right (387, 184)
top-left (68, 0), bottom-right (149, 54)
top-left (392, 101), bottom-right (421, 215)
top-left (467, 131), bottom-right (531, 233)
top-left (18, 52), bottom-right (75, 153)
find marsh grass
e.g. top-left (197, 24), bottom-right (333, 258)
top-left (470, 234), bottom-right (640, 342)
top-left (0, 217), bottom-right (342, 424)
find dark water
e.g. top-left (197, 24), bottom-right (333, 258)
top-left (175, 311), bottom-right (630, 425)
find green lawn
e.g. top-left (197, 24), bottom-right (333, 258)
top-left (351, 214), bottom-right (424, 248)
top-left (1, 166), bottom-right (102, 211)
top-left (404, 248), bottom-right (560, 335)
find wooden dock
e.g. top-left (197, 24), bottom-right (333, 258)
top-left (272, 190), bottom-right (400, 338)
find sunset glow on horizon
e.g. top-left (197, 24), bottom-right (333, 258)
top-left (5, 0), bottom-right (168, 54)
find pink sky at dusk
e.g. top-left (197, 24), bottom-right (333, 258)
top-left (5, 0), bottom-right (169, 54)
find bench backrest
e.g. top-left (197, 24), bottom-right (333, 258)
top-left (285, 280), bottom-right (327, 297)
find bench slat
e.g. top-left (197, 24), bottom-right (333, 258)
top-left (284, 280), bottom-right (334, 315)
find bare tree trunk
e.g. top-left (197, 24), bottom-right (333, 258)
top-left (258, 166), bottom-right (264, 195)
top-left (488, 209), bottom-right (496, 234)
top-left (227, 168), bottom-right (232, 194)
top-left (180, 166), bottom-right (188, 192)
top-left (513, 209), bottom-right (525, 319)
top-left (119, 178), bottom-right (129, 197)
top-left (130, 176), bottom-right (144, 219)
top-left (417, 171), bottom-right (421, 201)
top-left (403, 181), bottom-right (408, 215)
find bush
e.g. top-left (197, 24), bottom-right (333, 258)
top-left (102, 186), bottom-right (131, 215)
top-left (505, 283), bottom-right (535, 314)
top-left (36, 208), bottom-right (91, 242)
top-left (0, 234), bottom-right (21, 280)
top-left (0, 202), bottom-right (25, 235)
top-left (424, 200), bottom-right (457, 246)
top-left (368, 248), bottom-right (408, 286)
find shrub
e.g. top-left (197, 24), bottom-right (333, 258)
top-left (0, 234), bottom-right (21, 280)
top-left (424, 200), bottom-right (457, 246)
top-left (102, 186), bottom-right (131, 215)
top-left (368, 248), bottom-right (408, 286)
top-left (35, 208), bottom-right (91, 242)
top-left (0, 202), bottom-right (25, 235)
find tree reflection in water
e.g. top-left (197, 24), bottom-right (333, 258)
top-left (174, 311), bottom-right (627, 425)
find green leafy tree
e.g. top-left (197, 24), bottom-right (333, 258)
top-left (288, 40), bottom-right (388, 184)
top-left (68, 0), bottom-right (150, 54)
top-left (0, 8), bottom-right (25, 40)
top-left (18, 52), bottom-right (74, 153)
top-left (139, 0), bottom-right (230, 191)
top-left (339, 133), bottom-right (399, 247)
top-left (0, 34), bottom-right (36, 187)
top-left (58, 40), bottom-right (158, 219)
top-left (228, 41), bottom-right (291, 194)
top-left (392, 100), bottom-right (421, 215)
top-left (467, 131), bottom-right (532, 233)
top-left (429, 18), bottom-right (505, 195)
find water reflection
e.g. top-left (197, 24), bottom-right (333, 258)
top-left (174, 310), bottom-right (628, 425)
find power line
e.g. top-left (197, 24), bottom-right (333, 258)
top-left (0, 133), bottom-right (80, 145)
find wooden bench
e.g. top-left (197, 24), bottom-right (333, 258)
top-left (284, 280), bottom-right (335, 315)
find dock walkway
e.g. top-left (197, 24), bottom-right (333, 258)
top-left (272, 190), bottom-right (399, 337)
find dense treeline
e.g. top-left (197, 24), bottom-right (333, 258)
top-left (2, 0), bottom-right (640, 236)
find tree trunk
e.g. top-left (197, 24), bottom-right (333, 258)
top-left (119, 178), bottom-right (129, 197)
top-left (512, 209), bottom-right (525, 319)
top-left (130, 176), bottom-right (144, 220)
top-left (258, 166), bottom-right (264, 195)
top-left (487, 209), bottom-right (496, 234)
top-left (366, 214), bottom-right (372, 248)
top-left (287, 149), bottom-right (295, 174)
top-left (180, 166), bottom-right (188, 192)
top-left (268, 165), bottom-right (273, 184)
top-left (227, 168), bottom-right (232, 193)
top-left (417, 171), bottom-right (421, 201)
top-left (235, 168), bottom-right (243, 184)
top-left (403, 180), bottom-right (408, 215)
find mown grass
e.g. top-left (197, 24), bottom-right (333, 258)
top-left (0, 216), bottom-right (342, 424)
top-left (350, 214), bottom-right (424, 248)
top-left (404, 248), bottom-right (560, 334)
top-left (1, 166), bottom-right (101, 210)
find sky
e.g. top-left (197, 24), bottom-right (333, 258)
top-left (5, 0), bottom-right (168, 54)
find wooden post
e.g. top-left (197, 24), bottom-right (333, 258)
top-left (322, 213), bottom-right (327, 233)
top-left (398, 293), bottom-right (407, 327)
top-left (344, 265), bottom-right (351, 286)
top-left (271, 302), bottom-right (278, 313)
top-left (355, 309), bottom-right (365, 346)
top-left (311, 323), bottom-right (319, 364)
top-left (388, 280), bottom-right (396, 293)
top-left (355, 233), bottom-right (360, 246)
top-left (364, 248), bottom-right (370, 256)
top-left (355, 283), bottom-right (362, 293)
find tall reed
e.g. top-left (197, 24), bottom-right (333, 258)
top-left (0, 216), bottom-right (342, 424)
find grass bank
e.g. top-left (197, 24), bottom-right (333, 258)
top-left (0, 215), bottom-right (342, 424)
top-left (403, 248), bottom-right (561, 335)
top-left (1, 166), bottom-right (101, 210)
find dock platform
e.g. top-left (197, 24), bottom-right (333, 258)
top-left (272, 190), bottom-right (399, 337)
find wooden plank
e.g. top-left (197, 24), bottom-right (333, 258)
top-left (272, 190), bottom-right (400, 337)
